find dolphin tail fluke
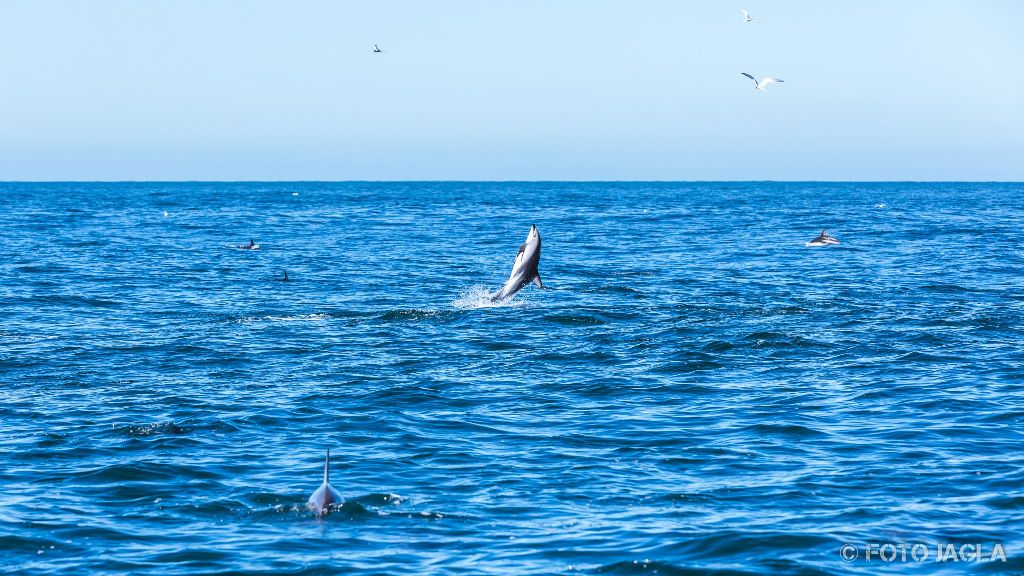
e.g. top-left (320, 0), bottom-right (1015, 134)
top-left (324, 449), bottom-right (330, 484)
top-left (533, 275), bottom-right (543, 289)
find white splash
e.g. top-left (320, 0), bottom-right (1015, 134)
top-left (235, 313), bottom-right (330, 324)
top-left (264, 313), bottom-right (330, 322)
top-left (452, 286), bottom-right (526, 309)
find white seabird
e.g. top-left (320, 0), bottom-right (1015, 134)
top-left (741, 73), bottom-right (784, 92)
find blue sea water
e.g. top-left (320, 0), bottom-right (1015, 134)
top-left (1, 181), bottom-right (1022, 576)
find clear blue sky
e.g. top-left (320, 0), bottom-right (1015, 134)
top-left (1, 1), bottom-right (1021, 180)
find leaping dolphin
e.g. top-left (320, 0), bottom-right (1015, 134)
top-left (806, 229), bottom-right (840, 247)
top-left (307, 449), bottom-right (342, 516)
top-left (491, 224), bottom-right (543, 302)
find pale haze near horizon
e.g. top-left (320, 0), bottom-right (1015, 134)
top-left (0, 0), bottom-right (1021, 181)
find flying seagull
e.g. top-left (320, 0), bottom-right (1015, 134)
top-left (373, 44), bottom-right (383, 53)
top-left (741, 73), bottom-right (784, 92)
top-left (741, 9), bottom-right (755, 23)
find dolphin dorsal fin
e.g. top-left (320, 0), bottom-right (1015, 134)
top-left (324, 449), bottom-right (330, 484)
top-left (533, 274), bottom-right (543, 289)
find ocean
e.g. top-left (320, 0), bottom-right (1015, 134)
top-left (1, 181), bottom-right (1022, 575)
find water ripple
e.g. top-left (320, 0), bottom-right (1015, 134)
top-left (1, 182), bottom-right (1023, 575)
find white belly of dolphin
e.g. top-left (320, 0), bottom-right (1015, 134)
top-left (491, 224), bottom-right (542, 302)
top-left (806, 238), bottom-right (840, 247)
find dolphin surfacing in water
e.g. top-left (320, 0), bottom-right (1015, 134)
top-left (307, 449), bottom-right (342, 516)
top-left (806, 229), bottom-right (840, 247)
top-left (491, 224), bottom-right (543, 302)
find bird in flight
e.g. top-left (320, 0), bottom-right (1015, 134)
top-left (741, 73), bottom-right (784, 92)
top-left (741, 9), bottom-right (755, 23)
top-left (373, 44), bottom-right (383, 53)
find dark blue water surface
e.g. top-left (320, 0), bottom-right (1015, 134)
top-left (1, 182), bottom-right (1023, 576)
